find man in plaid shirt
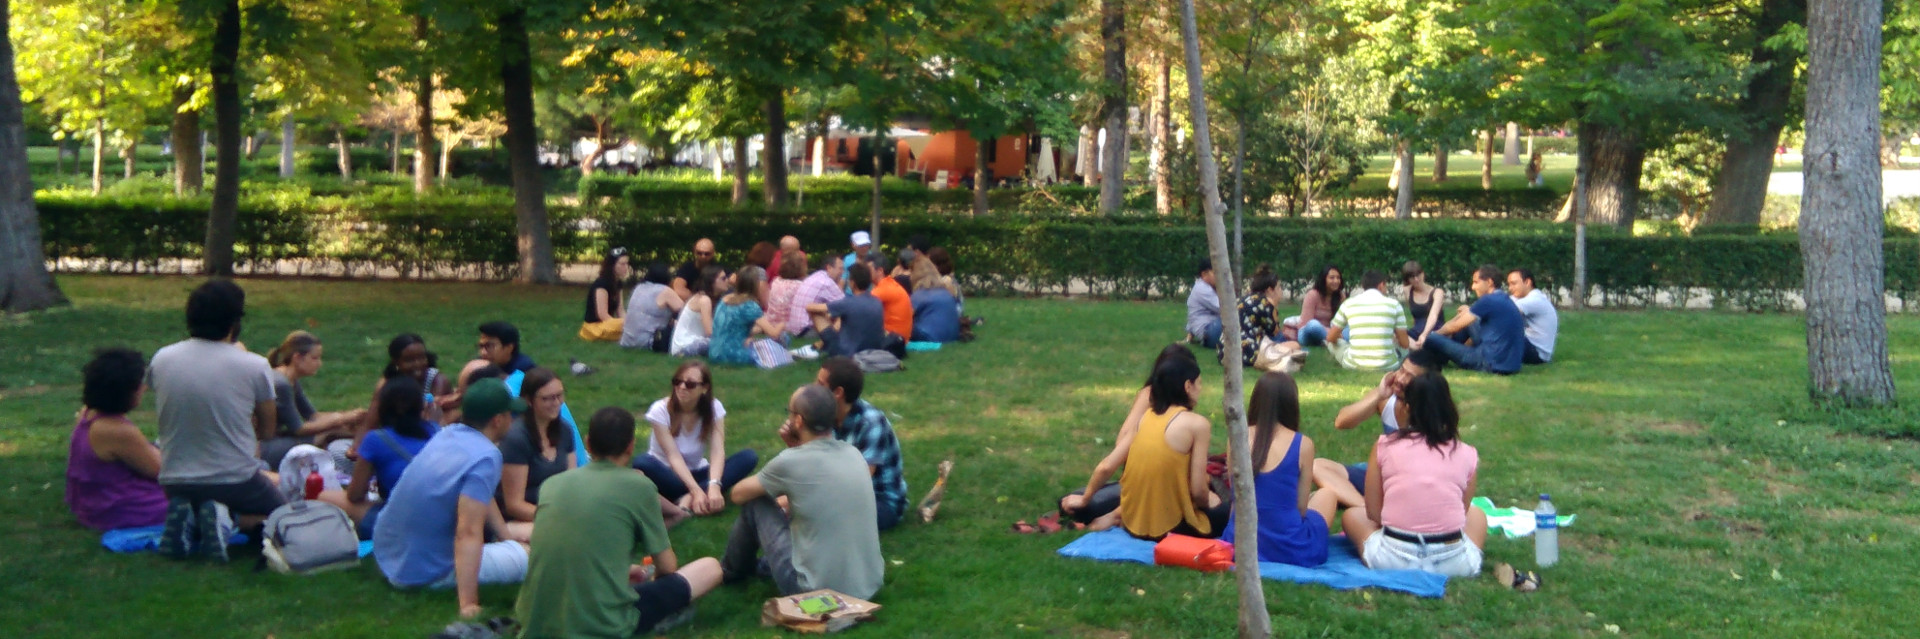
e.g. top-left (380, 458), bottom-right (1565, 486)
top-left (815, 358), bottom-right (908, 531)
top-left (788, 256), bottom-right (846, 338)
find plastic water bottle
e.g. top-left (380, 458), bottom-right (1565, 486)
top-left (1534, 493), bottom-right (1558, 567)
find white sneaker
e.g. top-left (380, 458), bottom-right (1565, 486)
top-left (790, 345), bottom-right (820, 360)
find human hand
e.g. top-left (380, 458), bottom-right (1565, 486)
top-left (676, 494), bottom-right (694, 515)
top-left (776, 495), bottom-right (791, 515)
top-left (778, 421), bottom-right (801, 448)
top-left (707, 485), bottom-right (725, 512)
top-left (1060, 494), bottom-right (1087, 514)
top-left (629, 564), bottom-right (652, 584)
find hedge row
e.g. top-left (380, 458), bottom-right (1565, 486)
top-left (37, 194), bottom-right (1920, 310)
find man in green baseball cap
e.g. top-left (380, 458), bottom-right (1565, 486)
top-left (373, 377), bottom-right (532, 618)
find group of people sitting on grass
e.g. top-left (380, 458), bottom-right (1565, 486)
top-left (66, 279), bottom-right (912, 635)
top-left (1059, 344), bottom-right (1487, 577)
top-left (1187, 260), bottom-right (1558, 376)
top-left (580, 232), bottom-right (974, 367)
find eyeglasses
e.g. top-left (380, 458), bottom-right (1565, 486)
top-left (674, 379), bottom-right (706, 389)
top-left (536, 392), bottom-right (565, 403)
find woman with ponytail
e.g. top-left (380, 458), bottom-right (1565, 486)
top-left (260, 331), bottom-right (366, 467)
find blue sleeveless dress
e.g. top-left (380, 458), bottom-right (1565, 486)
top-left (1221, 431), bottom-right (1329, 567)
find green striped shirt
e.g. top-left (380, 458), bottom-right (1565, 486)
top-left (1330, 289), bottom-right (1409, 371)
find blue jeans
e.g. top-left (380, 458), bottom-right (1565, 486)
top-left (632, 449), bottom-right (760, 502)
top-left (1421, 324), bottom-right (1505, 374)
top-left (1298, 320), bottom-right (1329, 347)
top-left (1193, 318), bottom-right (1223, 349)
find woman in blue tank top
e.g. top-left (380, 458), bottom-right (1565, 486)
top-left (1221, 372), bottom-right (1336, 566)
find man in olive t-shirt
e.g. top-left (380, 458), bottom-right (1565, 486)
top-left (516, 407), bottom-right (722, 638)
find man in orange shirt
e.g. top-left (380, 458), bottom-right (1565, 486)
top-left (868, 254), bottom-right (914, 344)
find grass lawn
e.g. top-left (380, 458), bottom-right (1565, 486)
top-left (4, 276), bottom-right (1920, 638)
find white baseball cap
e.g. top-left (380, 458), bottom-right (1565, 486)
top-left (850, 231), bottom-right (872, 247)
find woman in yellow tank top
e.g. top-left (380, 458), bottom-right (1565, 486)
top-left (1087, 355), bottom-right (1229, 539)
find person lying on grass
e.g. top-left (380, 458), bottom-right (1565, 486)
top-left (1310, 349), bottom-right (1445, 510)
top-left (373, 378), bottom-right (531, 618)
top-left (499, 367), bottom-right (575, 534)
top-left (1220, 371), bottom-right (1336, 567)
top-left (1059, 343), bottom-right (1198, 526)
top-left (634, 361), bottom-right (759, 517)
top-left (1086, 355), bottom-right (1230, 540)
top-left (316, 376), bottom-right (438, 540)
top-left (1337, 370), bottom-right (1488, 578)
top-left (817, 357), bottom-right (909, 531)
top-left (260, 331), bottom-right (367, 468)
top-left (67, 347), bottom-right (169, 532)
top-left (515, 406), bottom-right (722, 638)
top-left (721, 385), bottom-right (884, 600)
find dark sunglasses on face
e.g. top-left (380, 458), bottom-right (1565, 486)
top-left (674, 379), bottom-right (705, 389)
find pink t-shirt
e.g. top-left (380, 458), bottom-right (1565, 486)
top-left (1375, 434), bottom-right (1478, 533)
top-left (767, 278), bottom-right (803, 333)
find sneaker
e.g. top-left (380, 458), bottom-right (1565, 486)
top-left (194, 500), bottom-right (228, 562)
top-left (790, 345), bottom-right (820, 360)
top-left (159, 497), bottom-right (196, 559)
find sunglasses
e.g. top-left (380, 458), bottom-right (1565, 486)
top-left (610, 246), bottom-right (628, 257)
top-left (674, 378), bottom-right (706, 389)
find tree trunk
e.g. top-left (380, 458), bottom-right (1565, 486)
top-left (974, 136), bottom-right (990, 216)
top-left (123, 140), bottom-right (137, 179)
top-left (762, 97), bottom-right (790, 209)
top-left (1578, 123), bottom-right (1645, 229)
top-left (731, 136), bottom-right (750, 206)
top-left (497, 8), bottom-right (557, 284)
top-left (1177, 0), bottom-right (1267, 635)
top-left (1800, 0), bottom-right (1895, 405)
top-left (1098, 0), bottom-right (1127, 215)
top-left (0, 0), bottom-right (67, 312)
top-left (1394, 140), bottom-right (1413, 219)
top-left (1573, 144), bottom-right (1589, 309)
top-left (171, 85), bottom-right (203, 196)
top-left (1504, 122), bottom-right (1521, 165)
top-left (1702, 0), bottom-right (1805, 227)
top-left (1151, 47), bottom-right (1171, 215)
top-left (1481, 128), bottom-right (1494, 190)
top-left (439, 132), bottom-right (454, 179)
top-left (334, 127), bottom-right (352, 179)
top-left (1431, 144), bottom-right (1448, 181)
top-left (203, 0), bottom-right (243, 277)
top-left (1387, 146), bottom-right (1403, 191)
top-left (390, 129), bottom-right (402, 174)
top-left (279, 116), bottom-right (295, 178)
top-left (872, 135), bottom-right (886, 234)
top-left (90, 118), bottom-right (103, 195)
top-left (1233, 118), bottom-right (1246, 267)
top-left (412, 14), bottom-right (436, 193)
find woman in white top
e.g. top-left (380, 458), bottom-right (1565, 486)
top-left (630, 361), bottom-right (760, 516)
top-left (669, 265), bottom-right (729, 357)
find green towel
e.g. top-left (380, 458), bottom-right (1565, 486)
top-left (1471, 497), bottom-right (1575, 539)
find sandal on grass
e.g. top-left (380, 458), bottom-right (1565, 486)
top-left (1036, 512), bottom-right (1063, 534)
top-left (1010, 519), bottom-right (1039, 534)
top-left (1493, 563), bottom-right (1541, 592)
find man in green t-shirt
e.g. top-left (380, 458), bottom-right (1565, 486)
top-left (515, 407), bottom-right (722, 638)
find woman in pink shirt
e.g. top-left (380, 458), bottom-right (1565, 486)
top-left (765, 251), bottom-right (807, 340)
top-left (1341, 370), bottom-right (1488, 577)
top-left (1287, 265), bottom-right (1345, 345)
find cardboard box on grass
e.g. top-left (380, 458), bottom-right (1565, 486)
top-left (761, 589), bottom-right (880, 633)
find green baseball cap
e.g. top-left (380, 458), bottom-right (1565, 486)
top-left (462, 378), bottom-right (527, 425)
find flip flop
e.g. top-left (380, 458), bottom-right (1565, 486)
top-left (1493, 563), bottom-right (1541, 592)
top-left (1036, 512), bottom-right (1063, 534)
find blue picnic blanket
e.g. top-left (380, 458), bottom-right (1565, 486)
top-left (1057, 529), bottom-right (1448, 598)
top-left (906, 341), bottom-right (944, 352)
top-left (101, 526), bottom-right (248, 553)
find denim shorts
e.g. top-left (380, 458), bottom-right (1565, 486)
top-left (1361, 529), bottom-right (1482, 578)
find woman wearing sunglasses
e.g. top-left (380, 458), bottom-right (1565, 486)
top-left (632, 361), bottom-right (760, 516)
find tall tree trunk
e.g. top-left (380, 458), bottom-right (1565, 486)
top-left (1573, 144), bottom-right (1589, 309)
top-left (1801, 0), bottom-right (1895, 405)
top-left (872, 135), bottom-right (886, 235)
top-left (171, 85), bottom-right (203, 196)
top-left (1504, 122), bottom-right (1521, 165)
top-left (1481, 128), bottom-right (1494, 190)
top-left (0, 0), bottom-right (67, 312)
top-left (203, 0), bottom-right (243, 277)
top-left (334, 127), bottom-right (353, 179)
top-left (1098, 0), bottom-right (1128, 214)
top-left (1234, 118), bottom-right (1246, 267)
top-left (731, 136), bottom-right (750, 206)
top-left (278, 116), bottom-right (295, 178)
top-left (390, 129), bottom-right (402, 174)
top-left (1703, 0), bottom-right (1806, 226)
top-left (762, 97), bottom-right (790, 209)
top-left (122, 140), bottom-right (136, 179)
top-left (90, 118), bottom-right (103, 195)
top-left (1177, 0), bottom-right (1267, 635)
top-left (439, 132), bottom-right (454, 179)
top-left (1394, 140), bottom-right (1413, 219)
top-left (1578, 123), bottom-right (1645, 229)
top-left (497, 8), bottom-right (556, 284)
top-left (1387, 146), bottom-right (1403, 191)
top-left (1150, 47), bottom-right (1171, 215)
top-left (412, 14), bottom-right (436, 193)
top-left (579, 119), bottom-right (606, 177)
top-left (1431, 144), bottom-right (1448, 181)
top-left (973, 136), bottom-right (990, 216)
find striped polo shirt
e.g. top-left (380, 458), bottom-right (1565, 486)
top-left (1330, 288), bottom-right (1409, 371)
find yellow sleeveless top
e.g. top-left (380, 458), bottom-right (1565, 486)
top-left (1118, 407), bottom-right (1210, 538)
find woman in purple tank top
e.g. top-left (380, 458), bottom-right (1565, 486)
top-left (65, 348), bottom-right (169, 531)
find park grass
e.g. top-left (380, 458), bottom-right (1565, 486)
top-left (3, 276), bottom-right (1920, 638)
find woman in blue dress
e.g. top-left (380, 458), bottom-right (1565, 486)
top-left (708, 268), bottom-right (785, 366)
top-left (1221, 371), bottom-right (1336, 566)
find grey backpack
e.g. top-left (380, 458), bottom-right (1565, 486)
top-left (261, 500), bottom-right (360, 575)
top-left (853, 349), bottom-right (903, 373)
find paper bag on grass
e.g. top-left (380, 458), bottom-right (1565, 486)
top-left (761, 589), bottom-right (880, 633)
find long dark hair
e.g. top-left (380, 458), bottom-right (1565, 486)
top-left (1395, 371), bottom-right (1461, 452)
top-left (1145, 343), bottom-right (1198, 388)
top-left (665, 360), bottom-right (717, 437)
top-left (1246, 372), bottom-right (1301, 470)
top-left (1401, 260), bottom-right (1425, 308)
top-left (1312, 265), bottom-right (1345, 312)
top-left (1148, 356), bottom-right (1201, 413)
top-left (695, 265), bottom-right (729, 298)
top-left (597, 248), bottom-right (629, 284)
top-left (518, 367), bottom-right (564, 450)
top-left (378, 375), bottom-right (432, 439)
top-left (1246, 263), bottom-right (1278, 298)
top-left (383, 333), bottom-right (435, 379)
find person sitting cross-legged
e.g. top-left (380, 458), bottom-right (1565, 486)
top-left (620, 262), bottom-right (686, 352)
top-left (1058, 344), bottom-right (1196, 526)
top-left (721, 385), bottom-right (884, 600)
top-left (816, 357), bottom-right (908, 531)
top-left (1221, 372), bottom-right (1336, 567)
top-left (373, 378), bottom-right (531, 619)
top-left (1416, 264), bottom-right (1527, 375)
top-left (1324, 270), bottom-right (1412, 371)
top-left (1086, 355), bottom-right (1230, 540)
top-left (315, 375), bottom-right (439, 540)
top-left (67, 347), bottom-right (170, 532)
top-left (580, 247), bottom-right (631, 342)
top-left (1339, 370), bottom-right (1488, 578)
top-left (808, 263), bottom-right (887, 358)
top-left (1185, 258), bottom-right (1223, 348)
top-left (514, 406), bottom-right (723, 638)
top-left (633, 361), bottom-right (759, 517)
top-left (1310, 349), bottom-right (1445, 510)
top-left (787, 254), bottom-right (846, 341)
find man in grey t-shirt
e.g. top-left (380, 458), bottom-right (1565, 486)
top-left (149, 280), bottom-right (283, 527)
top-left (1506, 269), bottom-right (1558, 364)
top-left (722, 385), bottom-right (883, 600)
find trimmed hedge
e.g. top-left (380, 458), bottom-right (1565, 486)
top-left (37, 194), bottom-right (1920, 310)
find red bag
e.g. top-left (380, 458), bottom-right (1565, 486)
top-left (1153, 534), bottom-right (1233, 572)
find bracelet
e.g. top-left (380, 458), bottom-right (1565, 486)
top-left (707, 479), bottom-right (721, 487)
